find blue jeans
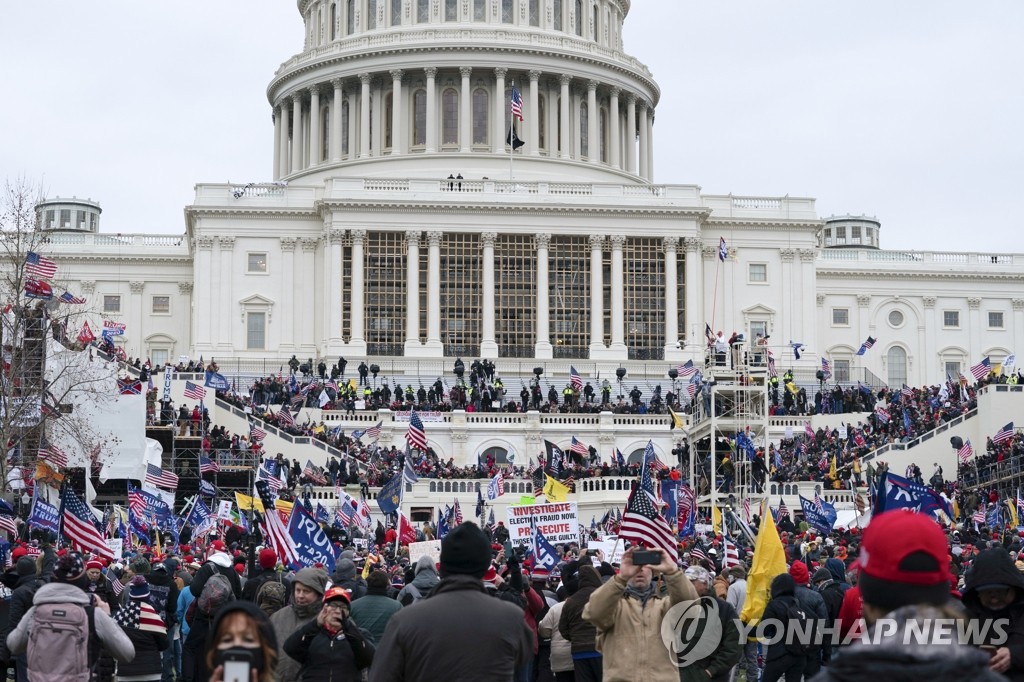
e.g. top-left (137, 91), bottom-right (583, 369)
top-left (162, 639), bottom-right (180, 682)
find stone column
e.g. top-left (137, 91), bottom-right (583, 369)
top-left (194, 237), bottom-right (214, 352)
top-left (404, 231), bottom-right (422, 350)
top-left (535, 234), bottom-right (552, 358)
top-left (608, 87), bottom-right (620, 169)
top-left (625, 94), bottom-right (636, 174)
top-left (279, 103), bottom-right (291, 177)
top-left (609, 234), bottom-right (626, 354)
top-left (1014, 299), bottom-right (1024, 362)
top-left (637, 101), bottom-right (649, 181)
top-left (559, 75), bottom-right (572, 159)
top-left (371, 79), bottom-right (383, 156)
top-left (683, 236), bottom-right (702, 345)
top-left (589, 234), bottom-right (605, 352)
top-left (129, 281), bottom-right (145, 354)
top-left (291, 94), bottom-right (304, 171)
top-left (272, 108), bottom-right (281, 180)
top-left (299, 238), bottom-right (319, 353)
top-left (359, 73), bottom-right (372, 158)
top-left (425, 231), bottom-right (443, 353)
top-left (346, 87), bottom-right (358, 159)
top-left (390, 69), bottom-right (404, 154)
top-left (459, 67), bottom-right (472, 153)
top-left (922, 296), bottom-right (937, 382)
top-left (217, 237), bottom-right (235, 350)
top-left (481, 232), bottom-right (498, 357)
top-left (587, 80), bottom-right (599, 163)
top-left (645, 105), bottom-right (655, 180)
top-left (968, 297), bottom-right (982, 368)
top-left (663, 236), bottom-right (680, 357)
top-left (331, 79), bottom-right (344, 162)
top-left (349, 230), bottom-right (367, 352)
top-left (425, 67), bottom-right (438, 153)
top-left (327, 228), bottom-right (344, 353)
top-left (177, 281), bottom-right (194, 352)
top-left (493, 68), bottom-right (507, 153)
top-left (528, 71), bottom-right (541, 154)
top-left (308, 86), bottom-right (321, 165)
top-left (280, 237), bottom-right (297, 352)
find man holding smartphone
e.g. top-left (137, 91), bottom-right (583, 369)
top-left (582, 547), bottom-right (696, 682)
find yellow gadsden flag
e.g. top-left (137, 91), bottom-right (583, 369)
top-left (543, 475), bottom-right (570, 502)
top-left (712, 505), bottom-right (723, 534)
top-left (740, 500), bottom-right (789, 628)
top-left (235, 491), bottom-right (265, 513)
top-left (668, 405), bottom-right (686, 430)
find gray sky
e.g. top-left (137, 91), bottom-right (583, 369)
top-left (2, 1), bottom-right (1020, 251)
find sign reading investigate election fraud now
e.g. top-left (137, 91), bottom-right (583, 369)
top-left (506, 502), bottom-right (580, 546)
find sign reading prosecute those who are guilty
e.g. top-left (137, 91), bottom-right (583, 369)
top-left (505, 502), bottom-right (580, 546)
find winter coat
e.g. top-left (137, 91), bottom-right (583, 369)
top-left (349, 586), bottom-right (402, 644)
top-left (538, 601), bottom-right (573, 673)
top-left (146, 567), bottom-right (180, 627)
top-left (330, 559), bottom-right (367, 602)
top-left (582, 568), bottom-right (697, 682)
top-left (558, 565), bottom-right (603, 654)
top-left (368, 575), bottom-right (532, 682)
top-left (270, 567), bottom-right (328, 682)
top-left (809, 604), bottom-right (1005, 682)
top-left (7, 573), bottom-right (40, 639)
top-left (395, 556), bottom-right (439, 606)
top-left (679, 596), bottom-right (741, 682)
top-left (189, 551), bottom-right (242, 600)
top-left (962, 547), bottom-right (1024, 681)
top-left (761, 574), bottom-right (803, 663)
top-left (6, 582), bottom-right (135, 663)
top-left (283, 616), bottom-right (374, 681)
top-left (241, 567), bottom-right (283, 602)
top-left (116, 602), bottom-right (169, 678)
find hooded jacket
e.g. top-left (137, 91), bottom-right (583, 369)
top-left (190, 550), bottom-right (242, 600)
top-left (6, 582), bottom-right (135, 663)
top-left (558, 565), bottom-right (603, 655)
top-left (331, 558), bottom-right (367, 601)
top-left (961, 548), bottom-right (1024, 680)
top-left (269, 567), bottom-right (328, 682)
top-left (760, 573), bottom-right (801, 662)
top-left (396, 556), bottom-right (440, 606)
top-left (825, 558), bottom-right (851, 591)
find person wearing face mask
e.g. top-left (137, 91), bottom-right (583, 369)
top-left (269, 567), bottom-right (328, 682)
top-left (961, 547), bottom-right (1024, 678)
top-left (206, 600), bottom-right (278, 682)
top-left (283, 587), bottom-right (374, 681)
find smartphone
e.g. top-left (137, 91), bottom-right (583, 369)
top-left (222, 649), bottom-right (253, 682)
top-left (632, 550), bottom-right (661, 565)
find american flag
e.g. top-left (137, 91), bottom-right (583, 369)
top-left (686, 380), bottom-right (700, 399)
top-left (336, 501), bottom-right (355, 527)
top-left (973, 507), bottom-right (987, 526)
top-left (569, 366), bottom-right (583, 392)
top-left (255, 480), bottom-right (299, 566)
top-left (619, 441), bottom-right (678, 563)
top-left (406, 411), bottom-right (428, 451)
top-left (766, 350), bottom-right (777, 378)
top-left (677, 360), bottom-right (699, 379)
top-left (742, 497), bottom-right (751, 523)
top-left (276, 408), bottom-right (296, 428)
top-left (303, 459), bottom-right (328, 485)
top-left (804, 421), bottom-right (815, 439)
top-left (649, 451), bottom-right (668, 472)
top-left (59, 487), bottom-right (114, 559)
top-left (689, 545), bottom-right (709, 564)
top-left (0, 504), bottom-right (17, 537)
top-left (365, 420), bottom-right (383, 440)
top-left (820, 357), bottom-right (832, 381)
top-left (813, 492), bottom-right (826, 515)
top-left (994, 422), bottom-right (1015, 445)
top-left (39, 444), bottom-right (68, 470)
top-left (257, 463), bottom-right (283, 493)
top-left (510, 83), bottom-right (524, 121)
top-left (145, 463), bottom-right (179, 490)
top-left (25, 252), bottom-right (57, 279)
top-left (183, 381), bottom-right (206, 401)
top-left (59, 291), bottom-right (86, 305)
top-left (857, 336), bottom-right (876, 355)
top-left (249, 420), bottom-right (267, 442)
top-left (570, 436), bottom-right (588, 460)
top-left (901, 384), bottom-right (914, 399)
top-left (127, 487), bottom-right (147, 520)
top-left (722, 537), bottom-right (741, 569)
top-left (777, 498), bottom-right (790, 519)
top-left (199, 455), bottom-right (220, 474)
top-left (970, 357), bottom-right (992, 381)
top-left (452, 499), bottom-right (464, 526)
top-left (958, 439), bottom-right (974, 463)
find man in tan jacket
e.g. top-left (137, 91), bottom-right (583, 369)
top-left (583, 548), bottom-right (697, 682)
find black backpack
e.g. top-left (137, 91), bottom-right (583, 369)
top-left (784, 598), bottom-right (812, 655)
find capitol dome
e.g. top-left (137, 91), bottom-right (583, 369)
top-left (267, 0), bottom-right (659, 184)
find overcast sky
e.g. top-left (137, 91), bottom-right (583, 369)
top-left (2, 1), bottom-right (1020, 251)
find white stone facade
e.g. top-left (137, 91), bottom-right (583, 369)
top-left (38, 1), bottom-right (1023, 387)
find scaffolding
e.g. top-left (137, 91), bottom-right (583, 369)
top-left (686, 339), bottom-right (770, 529)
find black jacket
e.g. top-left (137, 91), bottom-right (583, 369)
top-left (190, 553), bottom-right (242, 600)
top-left (146, 568), bottom-right (180, 627)
top-left (558, 565), bottom-right (603, 654)
top-left (761, 573), bottom-right (802, 662)
top-left (240, 568), bottom-right (282, 602)
top-left (962, 548), bottom-right (1024, 681)
top-left (283, 617), bottom-right (373, 681)
top-left (8, 573), bottom-right (41, 635)
top-left (117, 616), bottom-right (169, 678)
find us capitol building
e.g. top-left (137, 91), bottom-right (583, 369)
top-left (37, 0), bottom-right (1022, 389)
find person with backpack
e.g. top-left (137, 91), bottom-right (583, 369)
top-left (349, 570), bottom-right (402, 644)
top-left (269, 567), bottom-right (328, 682)
top-left (7, 552), bottom-right (135, 681)
top-left (114, 576), bottom-right (168, 682)
top-left (760, 573), bottom-right (807, 682)
top-left (190, 541), bottom-right (242, 602)
top-left (395, 556), bottom-right (439, 607)
top-left (788, 560), bottom-right (828, 678)
top-left (241, 548), bottom-right (283, 602)
top-left (283, 586), bottom-right (375, 681)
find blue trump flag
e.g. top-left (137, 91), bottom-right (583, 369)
top-left (28, 490), bottom-right (60, 534)
top-left (660, 479), bottom-right (679, 530)
top-left (287, 503), bottom-right (338, 573)
top-left (437, 506), bottom-right (450, 540)
top-left (876, 472), bottom-right (953, 520)
top-left (798, 495), bottom-right (837, 534)
top-left (204, 370), bottom-right (230, 392)
top-left (532, 522), bottom-right (560, 570)
top-left (376, 474), bottom-right (403, 514)
top-left (315, 503), bottom-right (331, 524)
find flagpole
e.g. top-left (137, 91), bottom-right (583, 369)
top-left (509, 81), bottom-right (515, 182)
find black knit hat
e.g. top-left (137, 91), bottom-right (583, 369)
top-left (440, 522), bottom-right (492, 578)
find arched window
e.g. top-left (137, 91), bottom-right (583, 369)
top-left (442, 88), bottom-right (459, 145)
top-left (445, 0), bottom-right (458, 21)
top-left (341, 100), bottom-right (350, 156)
top-left (368, 0), bottom-right (377, 29)
top-left (329, 2), bottom-right (337, 39)
top-left (417, 0), bottom-right (429, 23)
top-left (346, 0), bottom-right (355, 34)
top-left (538, 94), bottom-right (547, 150)
top-left (626, 448), bottom-right (645, 465)
top-left (392, 0), bottom-right (402, 25)
top-left (412, 88), bottom-right (427, 146)
top-left (472, 88), bottom-right (489, 144)
top-left (384, 93), bottom-right (394, 149)
top-left (574, 0), bottom-right (583, 35)
top-left (599, 106), bottom-right (607, 162)
top-left (502, 0), bottom-right (514, 23)
top-left (887, 346), bottom-right (908, 387)
top-left (529, 0), bottom-right (540, 26)
top-left (553, 0), bottom-right (562, 30)
top-left (580, 101), bottom-right (589, 158)
top-left (482, 446), bottom-right (509, 465)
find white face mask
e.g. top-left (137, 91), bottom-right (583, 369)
top-left (727, 575), bottom-right (736, 584)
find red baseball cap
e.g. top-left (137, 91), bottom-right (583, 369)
top-left (859, 510), bottom-right (949, 610)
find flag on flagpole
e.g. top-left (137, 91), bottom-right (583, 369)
top-left (183, 381), bottom-right (207, 401)
top-left (255, 480), bottom-right (300, 565)
top-left (820, 357), bottom-right (832, 381)
top-left (144, 463), bottom-right (178, 490)
top-left (994, 423), bottom-right (1015, 445)
top-left (59, 291), bottom-right (86, 305)
top-left (199, 455), bottom-right (220, 474)
top-left (722, 537), bottom-right (741, 569)
top-left (958, 439), bottom-right (974, 464)
top-left (25, 252), bottom-right (58, 279)
top-left (618, 441), bottom-right (678, 563)
top-left (59, 487), bottom-right (114, 559)
top-left (569, 366), bottom-right (583, 392)
top-left (677, 360), bottom-right (698, 378)
top-left (248, 420), bottom-right (267, 442)
top-left (510, 83), bottom-right (524, 121)
top-left (406, 411), bottom-right (428, 451)
top-left (790, 341), bottom-right (804, 360)
top-left (740, 501), bottom-right (788, 626)
top-left (487, 471), bottom-right (504, 500)
top-left (718, 237), bottom-right (728, 261)
top-left (856, 336), bottom-right (876, 356)
top-left (970, 357), bottom-right (992, 381)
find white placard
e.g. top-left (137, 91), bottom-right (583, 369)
top-left (106, 538), bottom-right (123, 562)
top-left (408, 540), bottom-right (442, 565)
top-left (217, 500), bottom-right (233, 520)
top-left (505, 502), bottom-right (580, 547)
top-left (353, 538), bottom-right (368, 550)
